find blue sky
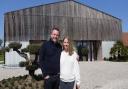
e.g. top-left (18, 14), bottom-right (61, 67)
top-left (0, 0), bottom-right (128, 39)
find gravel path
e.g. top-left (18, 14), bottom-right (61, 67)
top-left (0, 65), bottom-right (28, 81)
top-left (0, 65), bottom-right (42, 81)
top-left (80, 61), bottom-right (128, 89)
top-left (1, 61), bottom-right (128, 89)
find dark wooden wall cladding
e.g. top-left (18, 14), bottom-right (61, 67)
top-left (4, 0), bottom-right (122, 41)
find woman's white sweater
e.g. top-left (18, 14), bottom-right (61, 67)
top-left (60, 51), bottom-right (80, 85)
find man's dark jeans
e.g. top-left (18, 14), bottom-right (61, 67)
top-left (44, 75), bottom-right (60, 89)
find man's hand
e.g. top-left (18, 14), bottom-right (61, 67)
top-left (44, 75), bottom-right (50, 79)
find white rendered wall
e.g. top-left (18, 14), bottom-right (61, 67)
top-left (5, 41), bottom-right (29, 66)
top-left (102, 41), bottom-right (115, 59)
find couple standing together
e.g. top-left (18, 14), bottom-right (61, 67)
top-left (39, 27), bottom-right (80, 89)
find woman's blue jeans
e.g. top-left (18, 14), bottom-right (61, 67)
top-left (60, 80), bottom-right (75, 89)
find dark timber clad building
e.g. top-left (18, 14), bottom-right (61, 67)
top-left (4, 0), bottom-right (122, 65)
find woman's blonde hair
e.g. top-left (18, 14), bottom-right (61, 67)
top-left (63, 37), bottom-right (74, 56)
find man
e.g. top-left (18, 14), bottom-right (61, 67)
top-left (39, 27), bottom-right (62, 89)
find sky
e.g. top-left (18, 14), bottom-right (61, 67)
top-left (0, 0), bottom-right (128, 39)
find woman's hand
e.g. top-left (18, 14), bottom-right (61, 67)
top-left (76, 55), bottom-right (79, 61)
top-left (76, 84), bottom-right (80, 89)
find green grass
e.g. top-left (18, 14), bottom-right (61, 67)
top-left (0, 53), bottom-right (4, 61)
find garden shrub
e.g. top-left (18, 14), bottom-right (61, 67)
top-left (0, 75), bottom-right (44, 89)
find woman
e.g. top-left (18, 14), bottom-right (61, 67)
top-left (60, 37), bottom-right (80, 89)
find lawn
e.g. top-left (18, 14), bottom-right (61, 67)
top-left (0, 53), bottom-right (4, 61)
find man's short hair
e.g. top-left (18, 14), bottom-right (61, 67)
top-left (52, 27), bottom-right (60, 32)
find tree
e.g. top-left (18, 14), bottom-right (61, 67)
top-left (5, 42), bottom-right (41, 76)
top-left (7, 42), bottom-right (29, 61)
top-left (81, 47), bottom-right (88, 61)
top-left (110, 41), bottom-right (128, 61)
top-left (20, 44), bottom-right (41, 76)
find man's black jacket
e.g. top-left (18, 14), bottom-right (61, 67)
top-left (39, 39), bottom-right (62, 75)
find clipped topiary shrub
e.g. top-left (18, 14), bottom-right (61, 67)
top-left (26, 64), bottom-right (38, 76)
top-left (27, 44), bottom-right (41, 54)
top-left (21, 48), bottom-right (29, 53)
top-left (8, 42), bottom-right (22, 51)
top-left (19, 61), bottom-right (28, 67)
top-left (26, 64), bottom-right (38, 71)
top-left (0, 47), bottom-right (10, 52)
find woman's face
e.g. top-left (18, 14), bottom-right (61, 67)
top-left (63, 38), bottom-right (69, 51)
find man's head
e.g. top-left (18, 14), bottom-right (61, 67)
top-left (50, 27), bottom-right (60, 43)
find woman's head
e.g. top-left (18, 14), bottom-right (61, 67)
top-left (63, 37), bottom-right (74, 55)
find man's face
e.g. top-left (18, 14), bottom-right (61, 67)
top-left (50, 29), bottom-right (60, 43)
